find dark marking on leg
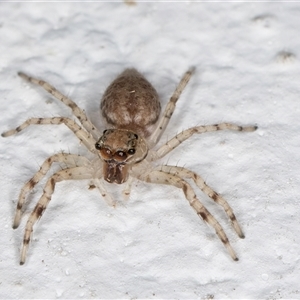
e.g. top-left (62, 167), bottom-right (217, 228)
top-left (182, 183), bottom-right (188, 197)
top-left (198, 211), bottom-right (208, 222)
top-left (23, 237), bottom-right (30, 245)
top-left (211, 193), bottom-right (218, 201)
top-left (220, 235), bottom-right (229, 244)
top-left (88, 184), bottom-right (96, 190)
top-left (191, 127), bottom-right (198, 135)
top-left (28, 178), bottom-right (37, 189)
top-left (34, 204), bottom-right (44, 219)
top-left (69, 102), bottom-right (76, 110)
top-left (50, 178), bottom-right (55, 190)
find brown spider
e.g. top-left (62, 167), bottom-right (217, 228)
top-left (2, 68), bottom-right (257, 264)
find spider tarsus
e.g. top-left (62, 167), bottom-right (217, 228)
top-left (18, 72), bottom-right (28, 80)
top-left (238, 230), bottom-right (245, 239)
top-left (246, 125), bottom-right (258, 132)
top-left (20, 243), bottom-right (28, 265)
top-left (188, 66), bottom-right (196, 74)
top-left (13, 217), bottom-right (21, 229)
top-left (1, 129), bottom-right (16, 137)
top-left (231, 253), bottom-right (239, 261)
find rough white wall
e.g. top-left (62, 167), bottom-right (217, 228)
top-left (0, 2), bottom-right (299, 299)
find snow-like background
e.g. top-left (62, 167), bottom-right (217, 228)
top-left (0, 2), bottom-right (299, 299)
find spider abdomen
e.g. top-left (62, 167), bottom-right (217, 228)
top-left (101, 69), bottom-right (161, 138)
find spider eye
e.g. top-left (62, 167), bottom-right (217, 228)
top-left (117, 151), bottom-right (125, 157)
top-left (95, 143), bottom-right (101, 150)
top-left (128, 148), bottom-right (135, 155)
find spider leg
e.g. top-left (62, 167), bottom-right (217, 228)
top-left (157, 165), bottom-right (244, 238)
top-left (148, 68), bottom-right (195, 147)
top-left (138, 169), bottom-right (238, 261)
top-left (121, 176), bottom-right (133, 201)
top-left (18, 72), bottom-right (101, 140)
top-left (13, 153), bottom-right (91, 229)
top-left (153, 123), bottom-right (257, 160)
top-left (93, 178), bottom-right (116, 207)
top-left (20, 166), bottom-right (93, 265)
top-left (2, 117), bottom-right (97, 154)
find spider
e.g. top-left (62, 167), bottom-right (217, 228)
top-left (2, 67), bottom-right (257, 265)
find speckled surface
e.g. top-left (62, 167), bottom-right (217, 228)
top-left (0, 2), bottom-right (299, 299)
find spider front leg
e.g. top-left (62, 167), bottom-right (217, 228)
top-left (20, 166), bottom-right (93, 265)
top-left (2, 117), bottom-right (97, 154)
top-left (157, 165), bottom-right (244, 238)
top-left (121, 176), bottom-right (134, 201)
top-left (93, 178), bottom-right (116, 207)
top-left (138, 169), bottom-right (238, 261)
top-left (18, 72), bottom-right (101, 140)
top-left (13, 153), bottom-right (91, 229)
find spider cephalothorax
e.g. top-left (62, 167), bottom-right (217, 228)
top-left (95, 128), bottom-right (148, 183)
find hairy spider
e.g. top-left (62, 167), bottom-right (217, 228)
top-left (2, 68), bottom-right (257, 265)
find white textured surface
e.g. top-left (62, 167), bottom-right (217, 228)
top-left (0, 2), bottom-right (299, 299)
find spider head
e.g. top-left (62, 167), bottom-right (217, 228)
top-left (95, 129), bottom-right (148, 184)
